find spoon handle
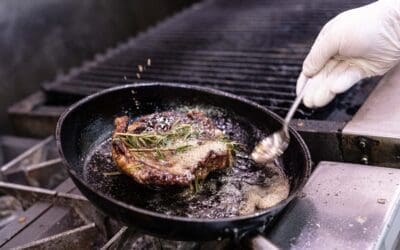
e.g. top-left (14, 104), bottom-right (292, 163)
top-left (283, 77), bottom-right (309, 133)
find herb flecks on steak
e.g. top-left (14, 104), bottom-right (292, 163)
top-left (111, 110), bottom-right (235, 188)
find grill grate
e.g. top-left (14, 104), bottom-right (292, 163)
top-left (44, 0), bottom-right (376, 120)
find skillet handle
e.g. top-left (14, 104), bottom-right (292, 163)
top-left (242, 234), bottom-right (280, 250)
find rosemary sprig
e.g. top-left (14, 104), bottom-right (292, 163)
top-left (217, 135), bottom-right (241, 151)
top-left (115, 124), bottom-right (194, 148)
top-left (128, 144), bottom-right (192, 152)
top-left (127, 164), bottom-right (143, 171)
top-left (194, 175), bottom-right (200, 192)
top-left (175, 144), bottom-right (192, 153)
top-left (155, 148), bottom-right (165, 160)
top-left (114, 124), bottom-right (198, 159)
top-left (103, 171), bottom-right (121, 177)
top-left (115, 121), bottom-right (239, 163)
top-left (190, 174), bottom-right (202, 193)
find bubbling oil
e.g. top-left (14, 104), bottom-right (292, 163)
top-left (84, 107), bottom-right (289, 219)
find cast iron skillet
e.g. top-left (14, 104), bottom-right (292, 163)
top-left (56, 83), bottom-right (312, 241)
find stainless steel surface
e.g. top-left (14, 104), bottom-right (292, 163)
top-left (252, 78), bottom-right (307, 164)
top-left (343, 65), bottom-right (400, 139)
top-left (340, 65), bottom-right (400, 166)
top-left (267, 161), bottom-right (400, 249)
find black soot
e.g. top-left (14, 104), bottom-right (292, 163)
top-left (83, 106), bottom-right (289, 219)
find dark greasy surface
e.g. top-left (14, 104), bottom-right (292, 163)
top-left (84, 106), bottom-right (289, 219)
top-left (45, 0), bottom-right (376, 122)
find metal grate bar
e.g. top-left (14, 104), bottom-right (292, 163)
top-left (78, 69), bottom-right (297, 85)
top-left (94, 65), bottom-right (301, 78)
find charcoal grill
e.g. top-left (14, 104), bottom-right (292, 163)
top-left (3, 0), bottom-right (400, 248)
top-left (41, 0), bottom-right (375, 121)
top-left (9, 0), bottom-right (384, 166)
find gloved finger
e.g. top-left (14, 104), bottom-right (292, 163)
top-left (311, 76), bottom-right (336, 108)
top-left (329, 63), bottom-right (365, 94)
top-left (312, 61), bottom-right (366, 107)
top-left (302, 75), bottom-right (321, 108)
top-left (296, 72), bottom-right (307, 96)
top-left (302, 59), bottom-right (340, 108)
top-left (302, 19), bottom-right (340, 77)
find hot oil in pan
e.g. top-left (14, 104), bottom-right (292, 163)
top-left (84, 107), bottom-right (289, 219)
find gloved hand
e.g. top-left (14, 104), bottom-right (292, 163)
top-left (297, 0), bottom-right (400, 108)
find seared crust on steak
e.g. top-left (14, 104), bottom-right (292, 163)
top-left (111, 111), bottom-right (233, 186)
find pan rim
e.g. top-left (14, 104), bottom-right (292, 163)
top-left (56, 82), bottom-right (312, 224)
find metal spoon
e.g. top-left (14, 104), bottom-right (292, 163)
top-left (251, 78), bottom-right (308, 164)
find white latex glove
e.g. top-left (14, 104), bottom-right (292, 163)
top-left (297, 0), bottom-right (400, 108)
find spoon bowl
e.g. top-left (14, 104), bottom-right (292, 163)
top-left (252, 77), bottom-right (308, 164)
